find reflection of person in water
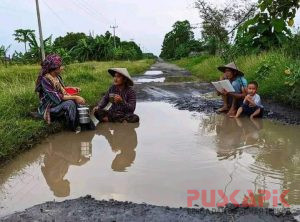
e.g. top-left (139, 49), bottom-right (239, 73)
top-left (41, 132), bottom-right (93, 197)
top-left (96, 123), bottom-right (139, 172)
top-left (215, 116), bottom-right (263, 160)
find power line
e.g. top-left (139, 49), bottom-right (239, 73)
top-left (79, 0), bottom-right (112, 25)
top-left (41, 0), bottom-right (73, 31)
top-left (71, 0), bottom-right (110, 27)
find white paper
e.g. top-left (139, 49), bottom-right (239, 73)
top-left (211, 80), bottom-right (235, 93)
top-left (103, 102), bottom-right (112, 111)
top-left (211, 81), bottom-right (223, 92)
top-left (220, 80), bottom-right (235, 92)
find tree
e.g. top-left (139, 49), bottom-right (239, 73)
top-left (195, 0), bottom-right (256, 55)
top-left (21, 31), bottom-right (54, 62)
top-left (236, 0), bottom-right (300, 49)
top-left (13, 29), bottom-right (35, 52)
top-left (160, 20), bottom-right (195, 59)
top-left (53, 32), bottom-right (87, 51)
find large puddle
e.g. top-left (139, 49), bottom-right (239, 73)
top-left (135, 77), bottom-right (166, 83)
top-left (1, 102), bottom-right (300, 215)
top-left (144, 70), bottom-right (163, 75)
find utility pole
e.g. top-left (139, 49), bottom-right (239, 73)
top-left (35, 0), bottom-right (45, 61)
top-left (110, 20), bottom-right (118, 50)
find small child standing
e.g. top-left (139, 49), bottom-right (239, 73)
top-left (231, 81), bottom-right (264, 119)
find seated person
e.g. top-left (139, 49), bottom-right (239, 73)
top-left (217, 62), bottom-right (248, 116)
top-left (35, 54), bottom-right (86, 131)
top-left (93, 68), bottom-right (139, 123)
top-left (231, 81), bottom-right (264, 119)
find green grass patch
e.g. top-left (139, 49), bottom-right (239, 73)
top-left (0, 59), bottom-right (154, 161)
top-left (173, 52), bottom-right (300, 108)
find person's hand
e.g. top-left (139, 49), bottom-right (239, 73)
top-left (222, 89), bottom-right (229, 96)
top-left (75, 96), bottom-right (86, 105)
top-left (245, 95), bottom-right (252, 102)
top-left (114, 95), bottom-right (123, 104)
top-left (92, 106), bottom-right (99, 115)
top-left (74, 87), bottom-right (81, 92)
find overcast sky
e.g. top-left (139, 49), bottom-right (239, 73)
top-left (1, 0), bottom-right (300, 56)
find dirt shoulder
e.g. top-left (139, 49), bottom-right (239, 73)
top-left (1, 196), bottom-right (298, 222)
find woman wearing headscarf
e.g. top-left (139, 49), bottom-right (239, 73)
top-left (35, 54), bottom-right (86, 130)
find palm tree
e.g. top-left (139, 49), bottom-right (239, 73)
top-left (13, 29), bottom-right (35, 52)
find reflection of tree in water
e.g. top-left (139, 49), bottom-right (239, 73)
top-left (201, 114), bottom-right (300, 205)
top-left (97, 123), bottom-right (139, 172)
top-left (41, 132), bottom-right (93, 197)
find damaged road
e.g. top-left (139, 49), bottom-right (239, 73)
top-left (2, 60), bottom-right (300, 222)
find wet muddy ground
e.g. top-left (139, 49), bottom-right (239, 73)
top-left (1, 61), bottom-right (300, 221)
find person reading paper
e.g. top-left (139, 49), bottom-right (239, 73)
top-left (215, 62), bottom-right (248, 116)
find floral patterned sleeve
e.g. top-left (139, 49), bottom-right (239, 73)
top-left (41, 77), bottom-right (63, 105)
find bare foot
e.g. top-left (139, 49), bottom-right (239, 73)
top-left (217, 106), bottom-right (229, 113)
top-left (229, 115), bottom-right (237, 118)
top-left (227, 109), bottom-right (237, 116)
top-left (102, 116), bottom-right (109, 122)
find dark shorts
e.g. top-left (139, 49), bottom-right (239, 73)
top-left (95, 109), bottom-right (140, 123)
top-left (242, 104), bottom-right (264, 118)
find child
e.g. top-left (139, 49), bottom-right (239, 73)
top-left (231, 81), bottom-right (263, 119)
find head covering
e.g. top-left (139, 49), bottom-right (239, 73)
top-left (108, 68), bottom-right (134, 86)
top-left (35, 54), bottom-right (62, 92)
top-left (217, 62), bottom-right (244, 76)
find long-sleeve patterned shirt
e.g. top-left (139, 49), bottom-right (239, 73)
top-left (37, 75), bottom-right (65, 117)
top-left (98, 85), bottom-right (136, 114)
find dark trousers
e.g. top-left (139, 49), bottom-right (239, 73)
top-left (242, 104), bottom-right (264, 118)
top-left (95, 109), bottom-right (140, 123)
top-left (50, 100), bottom-right (78, 131)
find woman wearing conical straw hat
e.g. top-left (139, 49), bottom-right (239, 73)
top-left (216, 62), bottom-right (248, 116)
top-left (93, 68), bottom-right (139, 123)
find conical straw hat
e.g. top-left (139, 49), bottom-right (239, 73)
top-left (217, 62), bottom-right (244, 76)
top-left (108, 68), bottom-right (134, 86)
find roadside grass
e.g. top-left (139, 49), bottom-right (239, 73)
top-left (173, 51), bottom-right (300, 108)
top-left (0, 59), bottom-right (154, 161)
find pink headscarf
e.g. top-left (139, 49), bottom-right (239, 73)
top-left (35, 54), bottom-right (62, 92)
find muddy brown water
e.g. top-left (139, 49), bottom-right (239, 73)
top-left (1, 101), bottom-right (300, 216)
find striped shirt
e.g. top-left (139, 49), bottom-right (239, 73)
top-left (98, 85), bottom-right (136, 114)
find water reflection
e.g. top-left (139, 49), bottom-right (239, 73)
top-left (201, 114), bottom-right (300, 205)
top-left (1, 102), bottom-right (300, 215)
top-left (41, 122), bottom-right (139, 197)
top-left (41, 133), bottom-right (93, 197)
top-left (96, 123), bottom-right (139, 172)
top-left (215, 116), bottom-right (263, 160)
